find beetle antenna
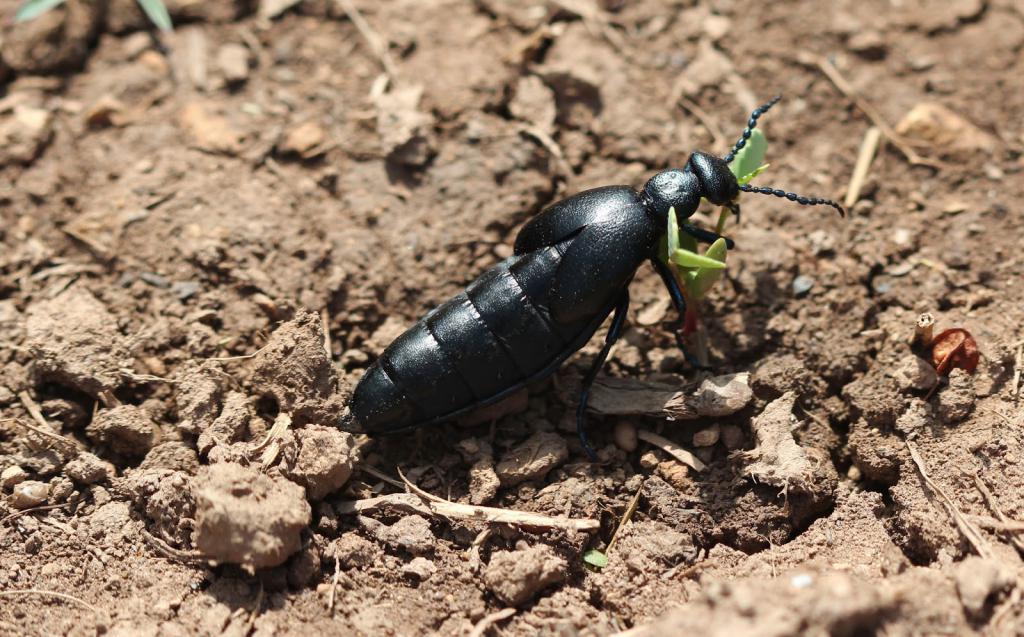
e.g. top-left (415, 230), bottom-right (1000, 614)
top-left (739, 184), bottom-right (846, 217)
top-left (723, 95), bottom-right (782, 164)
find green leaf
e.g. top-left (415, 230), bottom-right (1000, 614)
top-left (667, 206), bottom-right (679, 256)
top-left (136, 0), bottom-right (172, 31)
top-left (14, 0), bottom-right (66, 22)
top-left (728, 128), bottom-right (767, 182)
top-left (689, 238), bottom-right (729, 298)
top-left (583, 549), bottom-right (608, 568)
top-left (671, 248), bottom-right (727, 270)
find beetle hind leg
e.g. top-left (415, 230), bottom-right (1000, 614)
top-left (576, 291), bottom-right (630, 460)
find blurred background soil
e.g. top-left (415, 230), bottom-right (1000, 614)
top-left (1, 0), bottom-right (1023, 635)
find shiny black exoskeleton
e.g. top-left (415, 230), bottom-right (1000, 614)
top-left (343, 96), bottom-right (844, 457)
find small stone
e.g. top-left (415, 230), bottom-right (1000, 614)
top-left (282, 425), bottom-right (357, 500)
top-left (468, 457), bottom-right (500, 505)
top-left (0, 106), bottom-right (53, 167)
top-left (86, 405), bottom-right (158, 456)
top-left (328, 532), bottom-right (378, 569)
top-left (847, 30), bottom-right (888, 59)
top-left (720, 424), bottom-right (745, 450)
top-left (496, 432), bottom-right (568, 486)
top-left (402, 557), bottom-right (436, 581)
top-left (954, 556), bottom-right (1014, 616)
top-left (64, 452), bottom-right (116, 485)
top-left (892, 356), bottom-right (938, 392)
top-left (639, 450), bottom-right (659, 470)
top-left (217, 43), bottom-right (250, 85)
top-left (286, 544), bottom-right (322, 588)
top-left (792, 275), bottom-right (815, 296)
top-left (84, 95), bottom-right (127, 129)
top-left (48, 476), bottom-right (74, 503)
top-left (1, 465), bottom-right (29, 490)
top-left (936, 368), bottom-right (976, 424)
top-left (9, 480), bottom-right (49, 509)
top-left (691, 424), bottom-right (720, 447)
top-left (278, 121), bottom-right (327, 159)
top-left (613, 421), bottom-right (638, 453)
top-left (484, 545), bottom-right (566, 606)
top-left (895, 102), bottom-right (997, 154)
top-left (657, 460), bottom-right (691, 490)
top-left (385, 515), bottom-right (435, 555)
top-left (179, 101), bottom-right (244, 155)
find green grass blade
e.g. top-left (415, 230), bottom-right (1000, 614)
top-left (671, 248), bottom-right (727, 270)
top-left (14, 0), bottom-right (66, 22)
top-left (136, 0), bottom-right (172, 31)
top-left (728, 128), bottom-right (767, 181)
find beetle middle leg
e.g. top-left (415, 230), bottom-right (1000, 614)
top-left (650, 257), bottom-right (713, 371)
top-left (576, 290), bottom-right (630, 460)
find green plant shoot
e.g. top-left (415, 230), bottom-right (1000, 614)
top-left (14, 0), bottom-right (173, 31)
top-left (663, 128), bottom-right (770, 303)
top-left (583, 549), bottom-right (609, 569)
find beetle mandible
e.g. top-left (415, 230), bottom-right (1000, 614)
top-left (341, 96), bottom-right (844, 457)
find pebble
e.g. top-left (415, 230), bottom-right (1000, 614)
top-left (692, 424), bottom-right (721, 447)
top-left (1, 465), bottom-right (28, 490)
top-left (792, 275), bottom-right (815, 296)
top-left (64, 452), bottom-right (116, 485)
top-left (613, 421), bottom-right (638, 453)
top-left (720, 424), bottom-right (746, 450)
top-left (9, 480), bottom-right (49, 509)
top-left (217, 43), bottom-right (251, 85)
top-left (402, 557), bottom-right (437, 581)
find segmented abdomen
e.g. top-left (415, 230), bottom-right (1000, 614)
top-left (349, 240), bottom-right (598, 433)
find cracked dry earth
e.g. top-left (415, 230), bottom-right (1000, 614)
top-left (2, 0), bottom-right (1024, 635)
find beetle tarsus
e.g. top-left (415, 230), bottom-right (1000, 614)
top-left (576, 291), bottom-right (630, 461)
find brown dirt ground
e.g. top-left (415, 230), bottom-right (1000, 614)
top-left (2, 0), bottom-right (1024, 635)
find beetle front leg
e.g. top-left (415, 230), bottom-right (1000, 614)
top-left (681, 223), bottom-right (735, 249)
top-left (650, 257), bottom-right (713, 371)
top-left (576, 290), bottom-right (630, 461)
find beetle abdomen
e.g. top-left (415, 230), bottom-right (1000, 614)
top-left (349, 242), bottom-right (597, 433)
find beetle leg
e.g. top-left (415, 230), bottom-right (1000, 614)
top-left (681, 223), bottom-right (735, 249)
top-left (650, 258), bottom-right (714, 371)
top-left (576, 290), bottom-right (630, 461)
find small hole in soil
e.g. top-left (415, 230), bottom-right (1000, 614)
top-left (256, 394), bottom-right (280, 421)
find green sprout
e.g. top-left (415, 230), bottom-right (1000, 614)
top-left (14, 0), bottom-right (172, 31)
top-left (583, 549), bottom-right (608, 569)
top-left (658, 129), bottom-right (769, 360)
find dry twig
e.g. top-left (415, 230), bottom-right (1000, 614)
top-left (906, 441), bottom-right (991, 558)
top-left (0, 589), bottom-right (107, 619)
top-left (335, 471), bottom-right (600, 533)
top-left (844, 126), bottom-right (881, 209)
top-left (607, 481), bottom-right (644, 553)
top-left (335, 0), bottom-right (397, 80)
top-left (677, 96), bottom-right (726, 149)
top-left (588, 373), bottom-right (751, 420)
top-left (972, 476), bottom-right (1024, 555)
top-left (636, 430), bottom-right (706, 472)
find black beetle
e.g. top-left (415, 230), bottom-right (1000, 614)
top-left (342, 96), bottom-right (844, 456)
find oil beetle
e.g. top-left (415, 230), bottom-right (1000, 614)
top-left (342, 96), bottom-right (844, 457)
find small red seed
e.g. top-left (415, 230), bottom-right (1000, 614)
top-left (930, 328), bottom-right (979, 375)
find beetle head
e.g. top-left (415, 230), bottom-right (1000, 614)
top-left (642, 169), bottom-right (701, 221)
top-left (687, 151), bottom-right (739, 206)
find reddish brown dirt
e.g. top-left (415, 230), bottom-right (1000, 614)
top-left (2, 0), bottom-right (1024, 635)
